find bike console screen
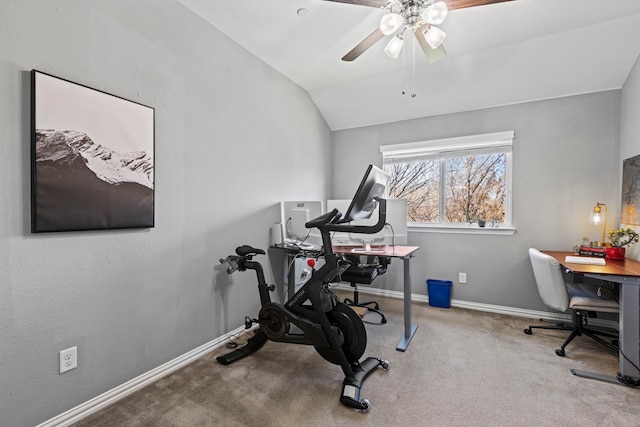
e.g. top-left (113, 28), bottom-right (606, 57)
top-left (342, 164), bottom-right (389, 223)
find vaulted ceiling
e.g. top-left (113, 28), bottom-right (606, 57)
top-left (177, 0), bottom-right (640, 130)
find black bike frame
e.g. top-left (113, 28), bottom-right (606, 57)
top-left (217, 199), bottom-right (389, 411)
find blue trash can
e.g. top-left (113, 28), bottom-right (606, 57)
top-left (427, 279), bottom-right (452, 308)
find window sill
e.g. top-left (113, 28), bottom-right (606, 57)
top-left (408, 224), bottom-right (517, 236)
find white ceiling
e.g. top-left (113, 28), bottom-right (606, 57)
top-left (177, 0), bottom-right (640, 130)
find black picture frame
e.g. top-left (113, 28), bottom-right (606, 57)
top-left (31, 70), bottom-right (155, 232)
top-left (621, 154), bottom-right (640, 226)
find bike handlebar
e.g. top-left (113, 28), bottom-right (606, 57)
top-left (305, 199), bottom-right (387, 236)
top-left (219, 245), bottom-right (266, 275)
top-left (219, 256), bottom-right (239, 274)
top-left (305, 209), bottom-right (341, 229)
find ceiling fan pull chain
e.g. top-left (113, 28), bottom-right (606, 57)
top-left (411, 33), bottom-right (416, 98)
top-left (401, 34), bottom-right (406, 95)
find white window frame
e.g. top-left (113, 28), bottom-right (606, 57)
top-left (380, 131), bottom-right (516, 235)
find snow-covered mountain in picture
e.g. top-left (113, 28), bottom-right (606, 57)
top-left (33, 129), bottom-right (154, 232)
top-left (35, 129), bottom-right (153, 189)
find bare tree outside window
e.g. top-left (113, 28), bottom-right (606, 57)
top-left (382, 131), bottom-right (513, 227)
top-left (384, 153), bottom-right (507, 225)
top-left (444, 154), bottom-right (506, 223)
top-left (385, 161), bottom-right (439, 222)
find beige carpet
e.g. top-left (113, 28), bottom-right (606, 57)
top-left (73, 292), bottom-right (640, 426)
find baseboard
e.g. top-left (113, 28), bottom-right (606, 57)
top-left (36, 325), bottom-right (247, 427)
top-left (39, 288), bottom-right (617, 425)
top-left (333, 284), bottom-right (618, 329)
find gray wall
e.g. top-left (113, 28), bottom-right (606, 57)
top-left (2, 0), bottom-right (639, 425)
top-left (621, 53), bottom-right (640, 260)
top-left (0, 1), bottom-right (331, 425)
top-left (332, 91), bottom-right (621, 311)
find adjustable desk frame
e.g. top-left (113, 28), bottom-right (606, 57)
top-left (544, 251), bottom-right (640, 386)
top-left (268, 246), bottom-right (318, 302)
top-left (334, 245), bottom-right (420, 352)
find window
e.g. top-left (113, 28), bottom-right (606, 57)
top-left (380, 131), bottom-right (514, 228)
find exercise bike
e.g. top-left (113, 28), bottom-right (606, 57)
top-left (217, 179), bottom-right (390, 412)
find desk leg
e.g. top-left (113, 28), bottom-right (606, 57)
top-left (287, 258), bottom-right (296, 302)
top-left (396, 256), bottom-right (418, 352)
top-left (572, 276), bottom-right (640, 386)
top-left (267, 248), bottom-right (289, 303)
top-left (619, 283), bottom-right (640, 380)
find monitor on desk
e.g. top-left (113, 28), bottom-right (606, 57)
top-left (327, 198), bottom-right (408, 247)
top-left (280, 201), bottom-right (323, 247)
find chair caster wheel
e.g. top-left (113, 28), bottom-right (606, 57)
top-left (380, 359), bottom-right (390, 371)
top-left (555, 348), bottom-right (566, 357)
top-left (523, 328), bottom-right (532, 335)
top-left (360, 399), bottom-right (371, 413)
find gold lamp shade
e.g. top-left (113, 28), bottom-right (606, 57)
top-left (589, 202), bottom-right (607, 246)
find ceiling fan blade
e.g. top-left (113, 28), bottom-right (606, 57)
top-left (425, 44), bottom-right (447, 64)
top-left (414, 25), bottom-right (447, 63)
top-left (445, 0), bottom-right (514, 11)
top-left (342, 28), bottom-right (386, 62)
top-left (336, 0), bottom-right (513, 62)
top-left (322, 0), bottom-right (389, 8)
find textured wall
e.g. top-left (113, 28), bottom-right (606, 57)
top-left (621, 53), bottom-right (640, 260)
top-left (0, 1), bottom-right (331, 425)
top-left (332, 91), bottom-right (622, 310)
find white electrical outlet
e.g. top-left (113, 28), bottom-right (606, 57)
top-left (59, 346), bottom-right (77, 374)
top-left (459, 272), bottom-right (467, 284)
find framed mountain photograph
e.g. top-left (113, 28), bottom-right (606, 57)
top-left (31, 70), bottom-right (155, 232)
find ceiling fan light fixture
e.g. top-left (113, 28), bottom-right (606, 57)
top-left (422, 1), bottom-right (449, 25)
top-left (384, 34), bottom-right (404, 59)
top-left (424, 25), bottom-right (447, 49)
top-left (379, 13), bottom-right (404, 35)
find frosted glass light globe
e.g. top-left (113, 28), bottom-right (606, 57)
top-left (422, 1), bottom-right (448, 25)
top-left (384, 35), bottom-right (404, 58)
top-left (380, 13), bottom-right (404, 35)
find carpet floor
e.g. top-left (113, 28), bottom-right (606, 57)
top-left (72, 292), bottom-right (640, 426)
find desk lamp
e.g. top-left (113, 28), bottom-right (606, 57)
top-left (589, 202), bottom-right (607, 246)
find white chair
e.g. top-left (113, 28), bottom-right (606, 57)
top-left (524, 248), bottom-right (619, 357)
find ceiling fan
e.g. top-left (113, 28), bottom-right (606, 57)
top-left (324, 0), bottom-right (514, 63)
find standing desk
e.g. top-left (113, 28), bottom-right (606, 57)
top-left (268, 245), bottom-right (320, 302)
top-left (543, 251), bottom-right (640, 385)
top-left (334, 245), bottom-right (420, 352)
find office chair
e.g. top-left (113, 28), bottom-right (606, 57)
top-left (340, 255), bottom-right (390, 324)
top-left (524, 248), bottom-right (619, 357)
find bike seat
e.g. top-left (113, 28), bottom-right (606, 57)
top-left (236, 245), bottom-right (265, 257)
